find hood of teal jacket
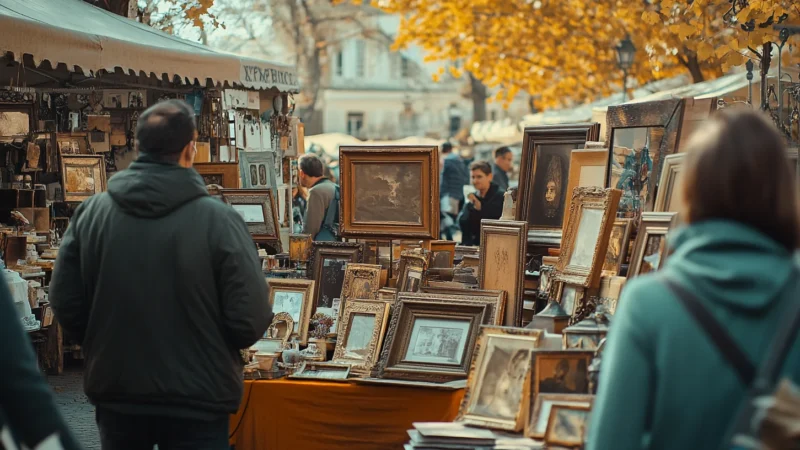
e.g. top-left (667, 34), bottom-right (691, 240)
top-left (665, 220), bottom-right (798, 312)
top-left (107, 154), bottom-right (208, 219)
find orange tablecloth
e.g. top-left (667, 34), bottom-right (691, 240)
top-left (228, 379), bottom-right (464, 450)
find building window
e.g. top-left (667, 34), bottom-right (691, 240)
top-left (355, 41), bottom-right (366, 78)
top-left (336, 51), bottom-right (343, 77)
top-left (347, 113), bottom-right (364, 136)
top-left (401, 57), bottom-right (410, 78)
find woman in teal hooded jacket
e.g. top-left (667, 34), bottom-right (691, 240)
top-left (587, 109), bottom-right (800, 450)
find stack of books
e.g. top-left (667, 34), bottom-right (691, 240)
top-left (406, 422), bottom-right (542, 450)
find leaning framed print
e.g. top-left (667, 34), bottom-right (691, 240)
top-left (332, 300), bottom-right (392, 376)
top-left (601, 218), bottom-right (633, 276)
top-left (337, 263), bottom-right (382, 325)
top-left (239, 149), bottom-right (278, 192)
top-left (194, 162), bottom-right (240, 188)
top-left (308, 242), bottom-right (364, 320)
top-left (654, 153), bottom-right (686, 213)
top-left (266, 279), bottom-right (315, 345)
top-left (397, 250), bottom-right (430, 293)
top-left (60, 154), bottom-right (107, 202)
top-left (605, 98), bottom-right (685, 217)
top-left (563, 148), bottom-right (608, 229)
top-left (526, 393), bottom-right (594, 439)
top-left (429, 240), bottom-right (457, 268)
top-left (458, 326), bottom-right (542, 431)
top-left (557, 187), bottom-right (621, 288)
top-left (479, 220), bottom-right (528, 327)
top-left (289, 361), bottom-right (351, 381)
top-left (515, 123), bottom-right (601, 244)
top-left (628, 211), bottom-right (678, 279)
top-left (220, 189), bottom-right (281, 248)
top-left (403, 291), bottom-right (506, 326)
top-left (339, 146), bottom-right (439, 239)
top-left (544, 404), bottom-right (592, 447)
top-left (531, 350), bottom-right (593, 398)
top-left (376, 297), bottom-right (489, 382)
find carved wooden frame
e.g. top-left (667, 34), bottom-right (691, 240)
top-left (290, 361), bottom-right (351, 381)
top-left (654, 153), bottom-right (686, 213)
top-left (459, 326), bottom-right (543, 431)
top-left (516, 123), bottom-right (601, 244)
top-left (220, 188), bottom-right (281, 248)
top-left (414, 289), bottom-right (506, 326)
top-left (563, 148), bottom-right (608, 229)
top-left (339, 145), bottom-right (439, 239)
top-left (479, 220), bottom-right (528, 327)
top-left (628, 211), bottom-right (678, 279)
top-left (266, 278), bottom-right (315, 345)
top-left (266, 312), bottom-right (295, 345)
top-left (557, 187), bottom-right (622, 288)
top-left (337, 263), bottom-right (383, 324)
top-left (604, 99), bottom-right (686, 213)
top-left (602, 218), bottom-right (634, 276)
top-left (376, 296), bottom-right (489, 382)
top-left (307, 242), bottom-right (364, 312)
top-left (544, 404), bottom-right (592, 447)
top-left (332, 300), bottom-right (392, 376)
top-left (397, 250), bottom-right (430, 293)
top-left (526, 393), bottom-right (594, 439)
top-left (194, 162), bottom-right (240, 189)
top-left (60, 154), bottom-right (107, 202)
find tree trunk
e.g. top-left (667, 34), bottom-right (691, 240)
top-left (469, 73), bottom-right (487, 122)
top-left (83, 0), bottom-right (134, 18)
top-left (684, 55), bottom-right (705, 83)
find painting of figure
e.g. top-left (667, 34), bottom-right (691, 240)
top-left (353, 162), bottom-right (423, 225)
top-left (535, 353), bottom-right (591, 395)
top-left (471, 341), bottom-right (532, 421)
top-left (603, 222), bottom-right (626, 273)
top-left (527, 144), bottom-right (575, 229)
top-left (258, 164), bottom-right (268, 186)
top-left (249, 164), bottom-right (258, 186)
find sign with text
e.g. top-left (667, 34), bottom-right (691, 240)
top-left (240, 62), bottom-right (299, 92)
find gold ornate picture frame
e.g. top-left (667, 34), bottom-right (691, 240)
top-left (337, 263), bottom-right (382, 325)
top-left (332, 300), bottom-right (392, 376)
top-left (563, 148), bottom-right (608, 229)
top-left (478, 220), bottom-right (528, 327)
top-left (654, 153), bottom-right (686, 213)
top-left (265, 312), bottom-right (295, 344)
top-left (397, 250), bottom-right (430, 293)
top-left (60, 154), bottom-right (107, 202)
top-left (376, 296), bottom-right (489, 382)
top-left (220, 189), bottom-right (281, 248)
top-left (628, 211), bottom-right (678, 279)
top-left (459, 326), bottom-right (542, 431)
top-left (414, 289), bottom-right (506, 326)
top-left (339, 146), bottom-right (439, 239)
top-left (266, 279), bottom-right (315, 345)
top-left (526, 393), bottom-right (594, 439)
top-left (557, 187), bottom-right (621, 288)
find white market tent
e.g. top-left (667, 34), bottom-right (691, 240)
top-left (0, 0), bottom-right (298, 92)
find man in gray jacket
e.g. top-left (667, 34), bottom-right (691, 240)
top-left (299, 154), bottom-right (339, 241)
top-left (50, 100), bottom-right (271, 449)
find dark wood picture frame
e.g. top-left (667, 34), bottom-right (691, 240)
top-left (339, 146), bottom-right (439, 239)
top-left (194, 162), bottom-right (240, 189)
top-left (220, 189), bottom-right (281, 248)
top-left (604, 99), bottom-right (685, 214)
top-left (516, 123), bottom-right (601, 244)
top-left (307, 242), bottom-right (364, 314)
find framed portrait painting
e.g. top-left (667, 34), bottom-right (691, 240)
top-left (557, 187), bottom-right (621, 288)
top-left (629, 212), bottom-right (678, 279)
top-left (531, 350), bottom-right (593, 398)
top-left (516, 123), bottom-right (601, 244)
top-left (194, 162), bottom-right (240, 189)
top-left (337, 263), bottom-right (382, 324)
top-left (605, 99), bottom-right (685, 217)
top-left (220, 189), bottom-right (281, 248)
top-left (339, 146), bottom-right (439, 239)
top-left (479, 220), bottom-right (528, 327)
top-left (60, 155), bottom-right (107, 202)
top-left (376, 296), bottom-right (488, 382)
top-left (332, 300), bottom-right (392, 376)
top-left (459, 326), bottom-right (542, 431)
top-left (266, 279), bottom-right (315, 345)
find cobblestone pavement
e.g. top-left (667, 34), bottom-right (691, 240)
top-left (47, 368), bottom-right (100, 450)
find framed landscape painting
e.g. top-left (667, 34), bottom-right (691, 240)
top-left (60, 154), bottom-right (107, 202)
top-left (339, 146), bottom-right (439, 239)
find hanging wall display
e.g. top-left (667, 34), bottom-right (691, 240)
top-left (60, 154), bottom-right (107, 202)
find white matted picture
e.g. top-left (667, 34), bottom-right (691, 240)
top-left (266, 279), bottom-right (315, 345)
top-left (344, 314), bottom-right (376, 360)
top-left (232, 204), bottom-right (264, 224)
top-left (569, 208), bottom-right (603, 267)
top-left (404, 318), bottom-right (470, 365)
top-left (273, 291), bottom-right (304, 327)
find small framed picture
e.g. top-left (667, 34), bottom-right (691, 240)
top-left (544, 404), bottom-right (592, 447)
top-left (526, 393), bottom-right (593, 439)
top-left (531, 350), bottom-right (593, 398)
top-left (290, 362), bottom-right (351, 381)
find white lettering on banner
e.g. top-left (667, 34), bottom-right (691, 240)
top-left (241, 65), bottom-right (299, 89)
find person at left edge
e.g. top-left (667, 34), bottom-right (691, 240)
top-left (458, 160), bottom-right (505, 246)
top-left (49, 100), bottom-right (272, 450)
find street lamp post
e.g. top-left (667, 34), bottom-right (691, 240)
top-left (616, 35), bottom-right (637, 103)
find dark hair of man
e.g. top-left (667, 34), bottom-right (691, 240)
top-left (298, 153), bottom-right (324, 178)
top-left (494, 146), bottom-right (512, 159)
top-left (469, 160), bottom-right (492, 176)
top-left (681, 109), bottom-right (800, 251)
top-left (135, 100), bottom-right (196, 163)
top-left (441, 142), bottom-right (453, 154)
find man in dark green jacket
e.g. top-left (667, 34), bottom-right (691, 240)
top-left (50, 100), bottom-right (272, 449)
top-left (458, 161), bottom-right (505, 246)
